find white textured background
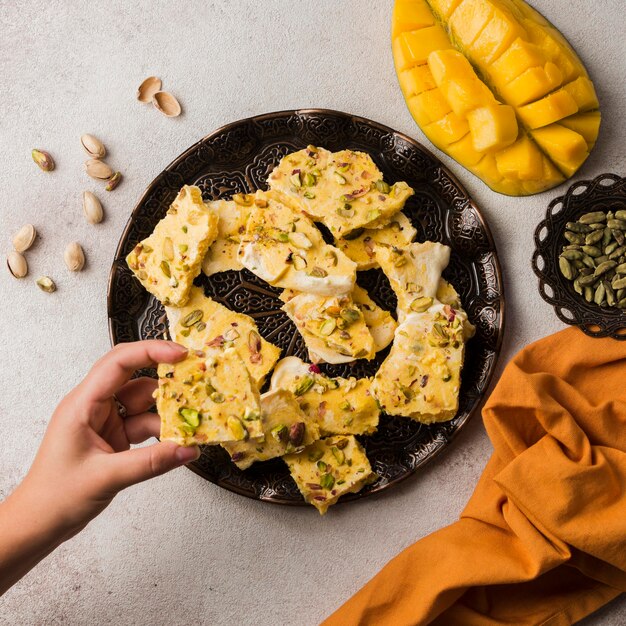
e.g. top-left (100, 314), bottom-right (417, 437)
top-left (1, 1), bottom-right (624, 624)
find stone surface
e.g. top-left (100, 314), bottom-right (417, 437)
top-left (0, 1), bottom-right (624, 624)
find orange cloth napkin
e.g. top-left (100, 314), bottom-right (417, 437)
top-left (323, 327), bottom-right (626, 625)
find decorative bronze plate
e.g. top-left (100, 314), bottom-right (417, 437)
top-left (533, 173), bottom-right (626, 339)
top-left (107, 109), bottom-right (504, 506)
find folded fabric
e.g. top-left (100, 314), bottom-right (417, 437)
top-left (323, 327), bottom-right (626, 625)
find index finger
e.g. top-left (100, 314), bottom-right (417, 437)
top-left (80, 340), bottom-right (188, 402)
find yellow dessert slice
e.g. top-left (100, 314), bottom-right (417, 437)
top-left (222, 389), bottom-right (321, 470)
top-left (334, 211), bottom-right (417, 270)
top-left (267, 146), bottom-right (414, 238)
top-left (282, 292), bottom-right (375, 364)
top-left (436, 279), bottom-right (476, 340)
top-left (166, 286), bottom-right (280, 387)
top-left (352, 285), bottom-right (397, 352)
top-left (376, 241), bottom-right (451, 319)
top-left (126, 185), bottom-right (218, 306)
top-left (281, 287), bottom-right (396, 353)
top-left (157, 347), bottom-right (262, 446)
top-left (239, 190), bottom-right (356, 296)
top-left (372, 304), bottom-right (466, 423)
top-left (201, 196), bottom-right (252, 276)
top-left (283, 436), bottom-right (374, 515)
top-left (270, 356), bottom-right (380, 436)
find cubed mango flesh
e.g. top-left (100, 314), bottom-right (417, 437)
top-left (447, 133), bottom-right (485, 166)
top-left (400, 64), bottom-right (437, 96)
top-left (467, 104), bottom-right (518, 152)
top-left (522, 20), bottom-right (585, 82)
top-left (392, 0), bottom-right (435, 37)
top-left (392, 0), bottom-right (599, 195)
top-left (517, 89), bottom-right (578, 128)
top-left (440, 78), bottom-right (495, 116)
top-left (427, 49), bottom-right (474, 84)
top-left (425, 112), bottom-right (471, 146)
top-left (489, 38), bottom-right (545, 84)
top-left (468, 6), bottom-right (527, 63)
top-left (428, 0), bottom-right (463, 18)
top-left (531, 124), bottom-right (588, 176)
top-left (499, 62), bottom-right (562, 106)
top-left (558, 111), bottom-right (601, 149)
top-left (398, 25), bottom-right (454, 67)
top-left (409, 89), bottom-right (453, 126)
top-left (562, 77), bottom-right (599, 112)
top-left (448, 0), bottom-right (495, 47)
top-left (495, 135), bottom-right (543, 180)
top-left (521, 157), bottom-right (565, 194)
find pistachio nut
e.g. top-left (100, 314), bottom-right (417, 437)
top-left (105, 171), bottom-right (122, 191)
top-left (64, 242), bottom-right (85, 272)
top-left (319, 318), bottom-right (336, 336)
top-left (82, 191), bottom-right (104, 224)
top-left (7, 250), bottom-right (28, 278)
top-left (80, 134), bottom-right (106, 158)
top-left (36, 275), bottom-right (56, 293)
top-left (227, 416), bottom-right (248, 441)
top-left (288, 232), bottom-right (312, 249)
top-left (32, 149), bottom-right (55, 172)
top-left (12, 224), bottom-right (36, 252)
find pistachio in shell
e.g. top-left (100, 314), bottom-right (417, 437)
top-left (152, 91), bottom-right (182, 117)
top-left (12, 224), bottom-right (36, 252)
top-left (32, 149), bottom-right (55, 172)
top-left (83, 191), bottom-right (104, 224)
top-left (85, 159), bottom-right (113, 180)
top-left (80, 134), bottom-right (106, 158)
top-left (137, 76), bottom-right (162, 103)
top-left (64, 242), bottom-right (85, 272)
top-left (7, 251), bottom-right (28, 278)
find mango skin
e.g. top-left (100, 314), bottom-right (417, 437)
top-left (392, 0), bottom-right (600, 196)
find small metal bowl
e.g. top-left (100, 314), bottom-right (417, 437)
top-left (532, 173), bottom-right (626, 339)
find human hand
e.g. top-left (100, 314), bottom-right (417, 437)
top-left (14, 340), bottom-right (200, 541)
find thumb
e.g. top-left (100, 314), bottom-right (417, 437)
top-left (106, 441), bottom-right (200, 490)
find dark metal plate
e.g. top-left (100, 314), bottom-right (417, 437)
top-left (107, 109), bottom-right (504, 506)
top-left (533, 173), bottom-right (626, 339)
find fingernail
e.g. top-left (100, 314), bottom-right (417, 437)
top-left (169, 342), bottom-right (188, 355)
top-left (175, 445), bottom-right (200, 465)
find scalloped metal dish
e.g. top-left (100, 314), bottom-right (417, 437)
top-left (107, 109), bottom-right (504, 507)
top-left (533, 173), bottom-right (626, 339)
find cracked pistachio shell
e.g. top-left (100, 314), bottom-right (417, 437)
top-left (7, 251), bottom-right (28, 278)
top-left (137, 76), bottom-right (162, 103)
top-left (152, 91), bottom-right (182, 117)
top-left (64, 242), bottom-right (85, 272)
top-left (85, 159), bottom-right (113, 180)
top-left (83, 191), bottom-right (104, 224)
top-left (81, 134), bottom-right (106, 158)
top-left (12, 224), bottom-right (36, 252)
